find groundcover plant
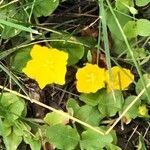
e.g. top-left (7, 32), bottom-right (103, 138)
top-left (0, 0), bottom-right (150, 149)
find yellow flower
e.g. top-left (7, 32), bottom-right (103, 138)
top-left (106, 66), bottom-right (134, 91)
top-left (76, 63), bottom-right (105, 93)
top-left (22, 44), bottom-right (68, 89)
top-left (138, 105), bottom-right (148, 117)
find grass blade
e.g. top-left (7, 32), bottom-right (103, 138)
top-left (0, 19), bottom-right (41, 35)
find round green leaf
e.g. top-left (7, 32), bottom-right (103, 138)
top-left (123, 21), bottom-right (137, 39)
top-left (50, 33), bottom-right (85, 65)
top-left (106, 10), bottom-right (131, 41)
top-left (76, 105), bottom-right (104, 127)
top-left (8, 100), bottom-right (25, 120)
top-left (127, 48), bottom-right (148, 59)
top-left (24, 131), bottom-right (41, 150)
top-left (135, 0), bottom-right (150, 6)
top-left (44, 111), bottom-right (69, 126)
top-left (11, 47), bottom-right (31, 73)
top-left (137, 19), bottom-right (150, 36)
top-left (13, 121), bottom-right (31, 136)
top-left (0, 92), bottom-right (25, 121)
top-left (111, 37), bottom-right (127, 55)
top-left (4, 131), bottom-right (22, 150)
top-left (122, 96), bottom-right (141, 121)
top-left (106, 144), bottom-right (122, 150)
top-left (115, 0), bottom-right (134, 12)
top-left (80, 128), bottom-right (113, 150)
top-left (0, 3), bottom-right (18, 39)
top-left (98, 90), bottom-right (124, 117)
top-left (136, 74), bottom-right (150, 103)
top-left (63, 42), bottom-right (84, 65)
top-left (1, 120), bottom-right (12, 137)
top-left (33, 0), bottom-right (59, 17)
top-left (0, 93), bottom-right (19, 107)
top-left (79, 91), bottom-right (101, 106)
top-left (137, 135), bottom-right (147, 150)
top-left (46, 124), bottom-right (80, 150)
top-left (1, 26), bottom-right (20, 39)
top-left (0, 2), bottom-right (28, 39)
top-left (66, 98), bottom-right (80, 116)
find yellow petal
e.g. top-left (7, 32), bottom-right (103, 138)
top-left (22, 60), bottom-right (39, 79)
top-left (30, 44), bottom-right (52, 60)
top-left (76, 64), bottom-right (106, 93)
top-left (36, 69), bottom-right (55, 88)
top-left (22, 45), bottom-right (68, 89)
top-left (106, 66), bottom-right (134, 91)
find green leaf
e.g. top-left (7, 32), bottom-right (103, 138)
top-left (0, 92), bottom-right (25, 121)
top-left (50, 33), bottom-right (85, 65)
top-left (79, 91), bottom-right (101, 106)
top-left (2, 122), bottom-right (12, 137)
top-left (0, 120), bottom-right (23, 150)
top-left (66, 98), bottom-right (80, 116)
top-left (106, 10), bottom-right (131, 41)
top-left (0, 6), bottom-right (28, 39)
top-left (24, 132), bottom-right (41, 150)
top-left (44, 111), bottom-right (69, 126)
top-left (1, 26), bottom-right (20, 39)
top-left (8, 100), bottom-right (25, 120)
top-left (67, 99), bottom-right (104, 127)
top-left (80, 128), bottom-right (113, 150)
top-left (137, 19), bottom-right (150, 36)
top-left (106, 144), bottom-right (122, 150)
top-left (20, 120), bottom-right (40, 150)
top-left (112, 37), bottom-right (127, 55)
top-left (0, 2), bottom-right (37, 39)
top-left (98, 90), bottom-right (124, 117)
top-left (135, 0), bottom-right (150, 6)
top-left (46, 124), bottom-right (80, 150)
top-left (137, 135), bottom-right (147, 150)
top-left (0, 3), bottom-right (20, 39)
top-left (123, 21), bottom-right (137, 39)
top-left (106, 10), bottom-right (131, 54)
top-left (11, 47), bottom-right (32, 72)
top-left (3, 131), bottom-right (22, 150)
top-left (24, 138), bottom-right (41, 150)
top-left (122, 96), bottom-right (141, 123)
top-left (136, 74), bottom-right (150, 103)
top-left (109, 130), bottom-right (118, 145)
top-left (0, 118), bottom-right (4, 136)
top-left (33, 0), bottom-right (59, 17)
top-left (127, 48), bottom-right (148, 59)
top-left (76, 105), bottom-right (104, 127)
top-left (77, 36), bottom-right (97, 48)
top-left (115, 0), bottom-right (134, 13)
top-left (0, 93), bottom-right (19, 107)
top-left (13, 121), bottom-right (31, 136)
top-left (0, 19), bottom-right (39, 35)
